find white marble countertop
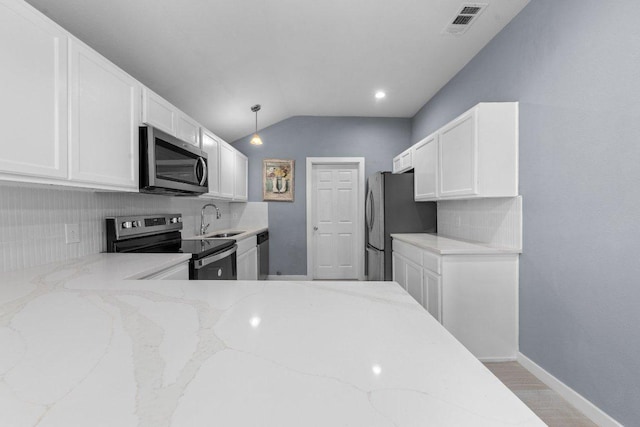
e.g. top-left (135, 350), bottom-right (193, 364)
top-left (184, 226), bottom-right (268, 241)
top-left (0, 254), bottom-right (542, 426)
top-left (391, 233), bottom-right (522, 255)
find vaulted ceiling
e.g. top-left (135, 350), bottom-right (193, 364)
top-left (25, 0), bottom-right (529, 142)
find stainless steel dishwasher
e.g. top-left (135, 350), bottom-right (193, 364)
top-left (257, 230), bottom-right (269, 280)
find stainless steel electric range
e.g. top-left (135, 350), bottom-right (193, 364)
top-left (106, 213), bottom-right (237, 280)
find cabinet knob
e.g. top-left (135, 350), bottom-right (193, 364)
top-left (313, 226), bottom-right (318, 231)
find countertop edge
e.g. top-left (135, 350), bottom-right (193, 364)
top-left (391, 233), bottom-right (522, 255)
top-left (185, 226), bottom-right (268, 241)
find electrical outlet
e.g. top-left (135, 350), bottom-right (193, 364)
top-left (65, 224), bottom-right (80, 244)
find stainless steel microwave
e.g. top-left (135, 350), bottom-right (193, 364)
top-left (139, 125), bottom-right (208, 195)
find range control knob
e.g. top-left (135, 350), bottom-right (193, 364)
top-left (122, 221), bottom-right (132, 229)
top-left (170, 217), bottom-right (178, 224)
top-left (177, 217), bottom-right (182, 223)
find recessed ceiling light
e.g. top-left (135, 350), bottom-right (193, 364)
top-left (375, 91), bottom-right (386, 100)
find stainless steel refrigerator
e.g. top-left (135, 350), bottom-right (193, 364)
top-left (365, 171), bottom-right (437, 281)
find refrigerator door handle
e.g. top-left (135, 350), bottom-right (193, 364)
top-left (366, 190), bottom-right (375, 230)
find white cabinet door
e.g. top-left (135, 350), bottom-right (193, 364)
top-left (423, 268), bottom-right (442, 323)
top-left (176, 113), bottom-right (200, 147)
top-left (0, 0), bottom-right (68, 180)
top-left (68, 38), bottom-right (140, 189)
top-left (219, 140), bottom-right (235, 199)
top-left (234, 151), bottom-right (248, 201)
top-left (392, 148), bottom-right (413, 174)
top-left (405, 259), bottom-right (423, 305)
top-left (392, 155), bottom-right (403, 174)
top-left (142, 88), bottom-right (199, 146)
top-left (392, 252), bottom-right (407, 290)
top-left (438, 109), bottom-right (478, 197)
top-left (237, 246), bottom-right (258, 280)
top-left (142, 88), bottom-right (176, 135)
top-left (413, 133), bottom-right (438, 201)
top-left (201, 129), bottom-right (220, 197)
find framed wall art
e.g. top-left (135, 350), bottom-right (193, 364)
top-left (263, 159), bottom-right (294, 202)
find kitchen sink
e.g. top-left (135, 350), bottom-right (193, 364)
top-left (209, 231), bottom-right (244, 238)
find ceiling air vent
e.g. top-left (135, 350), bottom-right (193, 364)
top-left (443, 3), bottom-right (488, 36)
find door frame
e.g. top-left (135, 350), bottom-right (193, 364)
top-left (306, 157), bottom-right (365, 280)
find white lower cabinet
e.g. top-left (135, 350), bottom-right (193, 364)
top-left (422, 269), bottom-right (442, 323)
top-left (140, 262), bottom-right (189, 280)
top-left (236, 236), bottom-right (258, 280)
top-left (392, 238), bottom-right (517, 361)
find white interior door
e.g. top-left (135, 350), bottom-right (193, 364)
top-left (311, 163), bottom-right (359, 279)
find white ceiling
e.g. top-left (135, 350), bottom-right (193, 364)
top-left (25, 0), bottom-right (529, 142)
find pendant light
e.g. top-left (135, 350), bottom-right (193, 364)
top-left (250, 104), bottom-right (263, 145)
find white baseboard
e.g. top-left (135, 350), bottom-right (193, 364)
top-left (266, 275), bottom-right (310, 281)
top-left (517, 352), bottom-right (622, 427)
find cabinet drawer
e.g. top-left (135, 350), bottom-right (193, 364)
top-left (236, 235), bottom-right (257, 256)
top-left (422, 250), bottom-right (441, 274)
top-left (393, 239), bottom-right (422, 266)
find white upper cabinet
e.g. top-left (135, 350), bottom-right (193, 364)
top-left (392, 147), bottom-right (413, 174)
top-left (413, 133), bottom-right (438, 201)
top-left (219, 139), bottom-right (236, 199)
top-left (142, 88), bottom-right (200, 146)
top-left (199, 130), bottom-right (248, 201)
top-left (234, 151), bottom-right (248, 201)
top-left (68, 38), bottom-right (140, 190)
top-left (142, 88), bottom-right (175, 134)
top-left (0, 0), bottom-right (68, 180)
top-left (201, 129), bottom-right (221, 198)
top-left (409, 102), bottom-right (518, 201)
top-left (439, 109), bottom-right (477, 197)
top-left (176, 114), bottom-right (200, 147)
top-left (438, 102), bottom-right (518, 199)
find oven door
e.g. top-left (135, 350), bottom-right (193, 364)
top-left (190, 245), bottom-right (237, 280)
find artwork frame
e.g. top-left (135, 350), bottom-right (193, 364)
top-left (263, 159), bottom-right (295, 202)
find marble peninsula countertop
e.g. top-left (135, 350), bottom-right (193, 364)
top-left (391, 233), bottom-right (522, 255)
top-left (0, 253), bottom-right (543, 426)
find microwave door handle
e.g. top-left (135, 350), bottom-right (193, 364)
top-left (195, 157), bottom-right (207, 186)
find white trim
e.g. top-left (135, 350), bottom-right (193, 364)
top-left (517, 352), bottom-right (622, 427)
top-left (266, 275), bottom-right (310, 281)
top-left (306, 157), bottom-right (366, 281)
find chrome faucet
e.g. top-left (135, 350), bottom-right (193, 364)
top-left (200, 203), bottom-right (221, 235)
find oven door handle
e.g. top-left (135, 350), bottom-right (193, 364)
top-left (193, 245), bottom-right (237, 269)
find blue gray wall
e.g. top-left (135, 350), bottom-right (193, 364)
top-left (234, 116), bottom-right (411, 276)
top-left (412, 1), bottom-right (640, 424)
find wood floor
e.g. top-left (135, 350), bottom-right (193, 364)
top-left (484, 362), bottom-right (598, 427)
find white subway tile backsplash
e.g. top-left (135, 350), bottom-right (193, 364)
top-left (0, 182), bottom-right (272, 273)
top-left (230, 202), bottom-right (269, 229)
top-left (437, 197), bottom-right (522, 250)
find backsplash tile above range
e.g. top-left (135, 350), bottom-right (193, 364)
top-left (0, 182), bottom-right (259, 273)
top-left (437, 196), bottom-right (522, 250)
